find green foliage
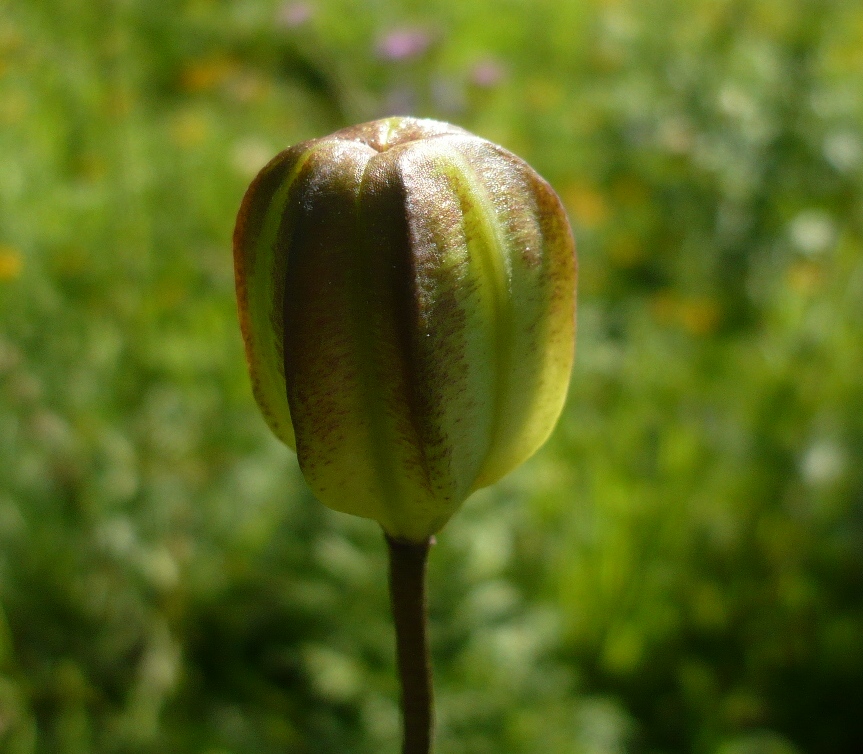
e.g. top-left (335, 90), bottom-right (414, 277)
top-left (1, 0), bottom-right (861, 752)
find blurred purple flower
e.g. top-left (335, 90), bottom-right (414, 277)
top-left (431, 77), bottom-right (466, 115)
top-left (277, 2), bottom-right (314, 29)
top-left (376, 27), bottom-right (433, 62)
top-left (470, 58), bottom-right (506, 88)
top-left (381, 86), bottom-right (418, 116)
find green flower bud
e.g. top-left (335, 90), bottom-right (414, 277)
top-left (234, 117), bottom-right (576, 542)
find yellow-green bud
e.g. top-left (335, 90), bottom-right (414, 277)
top-left (233, 117), bottom-right (576, 542)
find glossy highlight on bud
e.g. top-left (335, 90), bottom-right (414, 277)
top-left (234, 117), bottom-right (576, 542)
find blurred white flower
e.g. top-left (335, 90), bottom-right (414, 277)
top-left (718, 86), bottom-right (756, 120)
top-left (801, 440), bottom-right (846, 487)
top-left (575, 697), bottom-right (634, 754)
top-left (139, 546), bottom-right (180, 591)
top-left (231, 137), bottom-right (274, 178)
top-left (96, 516), bottom-right (137, 558)
top-left (789, 210), bottom-right (835, 256)
top-left (658, 116), bottom-right (693, 154)
top-left (823, 131), bottom-right (862, 173)
top-left (303, 644), bottom-right (362, 702)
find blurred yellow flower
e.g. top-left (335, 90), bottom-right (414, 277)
top-left (607, 233), bottom-right (644, 266)
top-left (750, 0), bottom-right (796, 34)
top-left (611, 176), bottom-right (649, 207)
top-left (678, 298), bottom-right (721, 336)
top-left (0, 90), bottom-right (28, 124)
top-left (77, 154), bottom-right (106, 182)
top-left (651, 293), bottom-right (721, 336)
top-left (563, 183), bottom-right (609, 229)
top-left (786, 260), bottom-right (823, 295)
top-left (104, 90), bottom-right (133, 118)
top-left (650, 293), bottom-right (678, 324)
top-left (179, 55), bottom-right (237, 93)
top-left (170, 110), bottom-right (210, 147)
top-left (0, 245), bottom-right (22, 280)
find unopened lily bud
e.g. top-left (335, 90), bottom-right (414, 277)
top-left (234, 117), bottom-right (576, 542)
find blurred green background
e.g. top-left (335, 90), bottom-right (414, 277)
top-left (2, 0), bottom-right (862, 752)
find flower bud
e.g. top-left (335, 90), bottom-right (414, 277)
top-left (234, 117), bottom-right (576, 542)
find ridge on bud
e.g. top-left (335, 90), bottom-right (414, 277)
top-left (234, 117), bottom-right (576, 542)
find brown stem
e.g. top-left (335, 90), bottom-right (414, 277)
top-left (385, 532), bottom-right (434, 754)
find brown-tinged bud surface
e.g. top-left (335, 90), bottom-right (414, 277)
top-left (234, 117), bottom-right (576, 542)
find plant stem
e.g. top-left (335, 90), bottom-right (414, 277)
top-left (385, 532), bottom-right (434, 754)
